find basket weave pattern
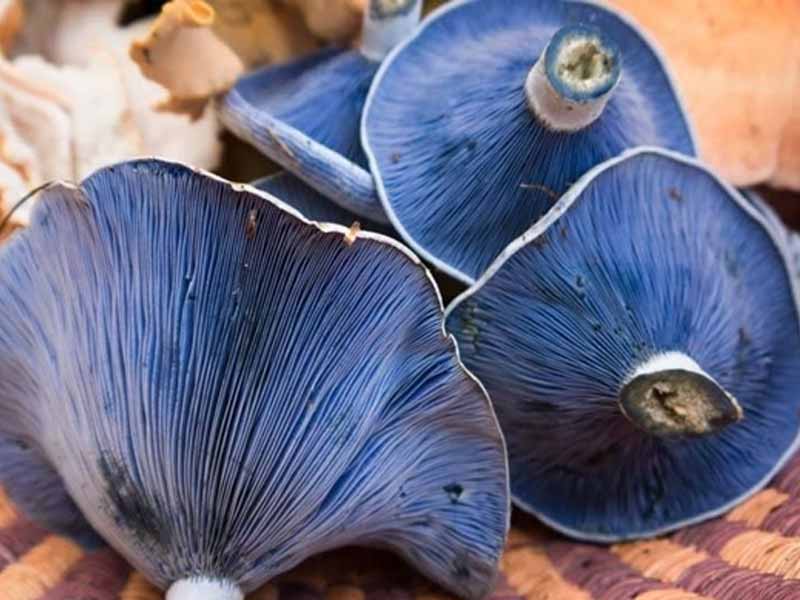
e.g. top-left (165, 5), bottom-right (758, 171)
top-left (4, 454), bottom-right (800, 599)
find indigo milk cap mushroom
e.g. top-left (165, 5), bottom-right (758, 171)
top-left (361, 0), bottom-right (697, 283)
top-left (445, 146), bottom-right (800, 541)
top-left (220, 0), bottom-right (423, 223)
top-left (0, 159), bottom-right (509, 599)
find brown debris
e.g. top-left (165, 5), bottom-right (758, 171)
top-left (245, 208), bottom-right (258, 239)
top-left (344, 221), bottom-right (361, 245)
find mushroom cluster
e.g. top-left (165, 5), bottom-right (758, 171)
top-left (218, 0), bottom-right (800, 541)
top-left (0, 0), bottom-right (797, 599)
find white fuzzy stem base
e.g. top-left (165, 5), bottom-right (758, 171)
top-left (167, 578), bottom-right (244, 600)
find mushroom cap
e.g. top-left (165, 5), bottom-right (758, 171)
top-left (362, 0), bottom-right (697, 284)
top-left (445, 147), bottom-right (800, 541)
top-left (0, 159), bottom-right (509, 598)
top-left (742, 190), bottom-right (800, 286)
top-left (220, 48), bottom-right (385, 223)
top-left (253, 171), bottom-right (391, 235)
top-left (224, 48), bottom-right (375, 169)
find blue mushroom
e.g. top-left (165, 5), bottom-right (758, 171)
top-left (362, 0), bottom-right (697, 284)
top-left (253, 171), bottom-right (391, 235)
top-left (743, 190), bottom-right (800, 279)
top-left (219, 0), bottom-right (422, 224)
top-left (445, 147), bottom-right (800, 541)
top-left (0, 160), bottom-right (509, 600)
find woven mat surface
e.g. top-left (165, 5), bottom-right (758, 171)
top-left (3, 455), bottom-right (800, 599)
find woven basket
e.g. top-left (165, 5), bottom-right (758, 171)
top-left (3, 454), bottom-right (800, 600)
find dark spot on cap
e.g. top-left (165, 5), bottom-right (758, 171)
top-left (582, 442), bottom-right (620, 469)
top-left (99, 455), bottom-right (167, 551)
top-left (453, 558), bottom-right (471, 579)
top-left (738, 327), bottom-right (751, 346)
top-left (532, 234), bottom-right (548, 248)
top-left (444, 483), bottom-right (464, 504)
top-left (668, 187), bottom-right (683, 202)
top-left (723, 249), bottom-right (739, 277)
top-left (390, 152), bottom-right (402, 164)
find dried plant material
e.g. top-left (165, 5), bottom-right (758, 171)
top-left (607, 0), bottom-right (800, 190)
top-left (290, 0), bottom-right (364, 45)
top-left (208, 0), bottom-right (319, 67)
top-left (131, 0), bottom-right (369, 117)
top-left (130, 0), bottom-right (245, 118)
top-left (0, 101), bottom-right (40, 185)
top-left (0, 159), bottom-right (34, 227)
top-left (0, 0), bottom-right (224, 226)
top-left (0, 54), bottom-right (130, 225)
top-left (0, 0), bottom-right (23, 53)
top-left (13, 55), bottom-right (141, 179)
top-left (47, 0), bottom-right (222, 170)
top-left (0, 59), bottom-right (72, 186)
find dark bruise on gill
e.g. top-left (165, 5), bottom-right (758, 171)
top-left (444, 483), bottom-right (464, 504)
top-left (668, 187), bottom-right (683, 202)
top-left (99, 454), bottom-right (168, 554)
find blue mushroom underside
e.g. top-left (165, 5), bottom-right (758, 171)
top-left (364, 0), bottom-right (695, 282)
top-left (225, 48), bottom-right (378, 169)
top-left (0, 160), bottom-right (507, 598)
top-left (447, 152), bottom-right (800, 540)
top-left (254, 172), bottom-right (391, 235)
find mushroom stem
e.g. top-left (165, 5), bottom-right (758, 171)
top-left (525, 25), bottom-right (621, 132)
top-left (167, 578), bottom-right (244, 600)
top-left (361, 0), bottom-right (422, 62)
top-left (619, 352), bottom-right (743, 438)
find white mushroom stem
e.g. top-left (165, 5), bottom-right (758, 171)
top-left (619, 352), bottom-right (743, 437)
top-left (628, 352), bottom-right (711, 380)
top-left (525, 27), bottom-right (620, 132)
top-left (361, 0), bottom-right (422, 62)
top-left (167, 578), bottom-right (244, 600)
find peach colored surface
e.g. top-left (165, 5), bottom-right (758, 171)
top-left (607, 0), bottom-right (800, 190)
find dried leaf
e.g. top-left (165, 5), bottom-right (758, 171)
top-left (45, 0), bottom-right (222, 170)
top-left (130, 0), bottom-right (368, 116)
top-left (130, 0), bottom-right (245, 117)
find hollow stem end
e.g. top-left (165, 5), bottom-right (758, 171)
top-left (619, 353), bottom-right (743, 438)
top-left (167, 578), bottom-right (244, 600)
top-left (526, 25), bottom-right (621, 132)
